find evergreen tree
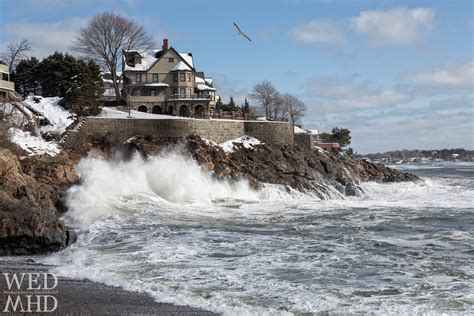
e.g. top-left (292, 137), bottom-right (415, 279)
top-left (38, 52), bottom-right (83, 97)
top-left (320, 127), bottom-right (352, 152)
top-left (60, 60), bottom-right (104, 116)
top-left (243, 98), bottom-right (250, 114)
top-left (14, 57), bottom-right (40, 98)
top-left (215, 97), bottom-right (224, 111)
top-left (228, 96), bottom-right (236, 110)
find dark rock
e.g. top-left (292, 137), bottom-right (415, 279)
top-left (124, 135), bottom-right (419, 196)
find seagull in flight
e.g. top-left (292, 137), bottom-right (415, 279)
top-left (233, 22), bottom-right (252, 42)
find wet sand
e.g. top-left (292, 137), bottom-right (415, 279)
top-left (0, 257), bottom-right (217, 315)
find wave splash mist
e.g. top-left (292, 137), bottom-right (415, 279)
top-left (65, 151), bottom-right (262, 227)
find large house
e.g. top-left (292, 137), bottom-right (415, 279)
top-left (122, 39), bottom-right (217, 118)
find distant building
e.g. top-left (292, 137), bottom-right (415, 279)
top-left (293, 126), bottom-right (340, 152)
top-left (122, 39), bottom-right (216, 118)
top-left (0, 62), bottom-right (17, 102)
top-left (101, 72), bottom-right (123, 102)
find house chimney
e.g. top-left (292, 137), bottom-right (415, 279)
top-left (162, 38), bottom-right (169, 51)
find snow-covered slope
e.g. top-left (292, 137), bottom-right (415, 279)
top-left (9, 128), bottom-right (61, 156)
top-left (24, 96), bottom-right (75, 135)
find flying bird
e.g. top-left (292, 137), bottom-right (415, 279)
top-left (233, 22), bottom-right (252, 42)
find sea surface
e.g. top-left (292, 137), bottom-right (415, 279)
top-left (41, 154), bottom-right (474, 315)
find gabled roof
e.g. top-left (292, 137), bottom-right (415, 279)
top-left (172, 61), bottom-right (192, 71)
top-left (123, 47), bottom-right (195, 72)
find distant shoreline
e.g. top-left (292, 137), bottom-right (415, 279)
top-left (0, 257), bottom-right (217, 315)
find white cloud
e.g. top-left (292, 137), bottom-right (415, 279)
top-left (211, 73), bottom-right (250, 105)
top-left (404, 61), bottom-right (474, 87)
top-left (305, 77), bottom-right (412, 113)
top-left (0, 18), bottom-right (88, 58)
top-left (352, 7), bottom-right (435, 45)
top-left (292, 19), bottom-right (345, 44)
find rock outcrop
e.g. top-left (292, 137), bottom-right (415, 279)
top-left (124, 135), bottom-right (419, 198)
top-left (0, 133), bottom-right (418, 255)
top-left (0, 149), bottom-right (78, 255)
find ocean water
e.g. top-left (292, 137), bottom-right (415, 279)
top-left (42, 153), bottom-right (474, 315)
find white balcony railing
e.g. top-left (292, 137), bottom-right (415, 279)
top-left (166, 94), bottom-right (211, 101)
top-left (0, 79), bottom-right (15, 91)
top-left (0, 64), bottom-right (10, 74)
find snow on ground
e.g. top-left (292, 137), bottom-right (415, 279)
top-left (24, 96), bottom-right (75, 135)
top-left (99, 107), bottom-right (190, 120)
top-left (219, 136), bottom-right (262, 153)
top-left (9, 128), bottom-right (61, 156)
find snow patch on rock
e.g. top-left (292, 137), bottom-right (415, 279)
top-left (9, 128), bottom-right (61, 156)
top-left (219, 136), bottom-right (262, 153)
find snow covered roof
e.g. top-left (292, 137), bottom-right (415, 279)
top-left (205, 78), bottom-right (213, 85)
top-left (197, 84), bottom-right (216, 91)
top-left (179, 53), bottom-right (194, 68)
top-left (195, 76), bottom-right (205, 84)
top-left (294, 126), bottom-right (309, 134)
top-left (124, 50), bottom-right (159, 71)
top-left (172, 61), bottom-right (192, 71)
top-left (124, 49), bottom-right (194, 72)
top-left (309, 129), bottom-right (319, 135)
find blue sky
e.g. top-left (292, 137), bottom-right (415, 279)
top-left (1, 0), bottom-right (473, 153)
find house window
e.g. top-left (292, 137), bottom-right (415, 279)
top-left (173, 88), bottom-right (178, 96)
top-left (150, 89), bottom-right (156, 96)
top-left (187, 73), bottom-right (191, 82)
top-left (135, 73), bottom-right (142, 83)
top-left (188, 88), bottom-right (192, 98)
top-left (174, 74), bottom-right (178, 82)
top-left (180, 73), bottom-right (185, 82)
top-left (169, 58), bottom-right (174, 63)
top-left (180, 88), bottom-right (186, 98)
top-left (152, 74), bottom-right (158, 82)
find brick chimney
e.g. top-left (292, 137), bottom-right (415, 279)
top-left (162, 38), bottom-right (169, 51)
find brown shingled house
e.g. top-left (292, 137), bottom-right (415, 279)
top-left (122, 39), bottom-right (217, 118)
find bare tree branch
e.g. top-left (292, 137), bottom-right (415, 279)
top-left (280, 93), bottom-right (307, 125)
top-left (0, 39), bottom-right (32, 70)
top-left (71, 12), bottom-right (154, 102)
top-left (248, 80), bottom-right (279, 119)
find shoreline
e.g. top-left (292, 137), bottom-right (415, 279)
top-left (0, 257), bottom-right (217, 315)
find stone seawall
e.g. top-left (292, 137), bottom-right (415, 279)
top-left (63, 117), bottom-right (293, 150)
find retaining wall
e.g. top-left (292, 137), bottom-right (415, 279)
top-left (63, 117), bottom-right (293, 150)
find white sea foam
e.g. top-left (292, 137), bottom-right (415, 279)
top-left (43, 158), bottom-right (474, 315)
top-left (65, 152), bottom-right (263, 227)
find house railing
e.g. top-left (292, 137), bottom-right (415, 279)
top-left (166, 94), bottom-right (212, 101)
top-left (0, 79), bottom-right (15, 91)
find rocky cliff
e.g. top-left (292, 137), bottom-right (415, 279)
top-left (1, 134), bottom-right (418, 255)
top-left (0, 149), bottom-right (77, 255)
top-left (124, 135), bottom-right (419, 198)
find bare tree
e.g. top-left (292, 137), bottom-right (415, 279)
top-left (71, 12), bottom-right (154, 101)
top-left (0, 39), bottom-right (32, 70)
top-left (280, 93), bottom-right (307, 125)
top-left (248, 80), bottom-right (279, 119)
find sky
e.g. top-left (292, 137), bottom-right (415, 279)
top-left (1, 0), bottom-right (473, 153)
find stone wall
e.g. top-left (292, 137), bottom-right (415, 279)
top-left (294, 134), bottom-right (314, 149)
top-left (63, 117), bottom-right (293, 150)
